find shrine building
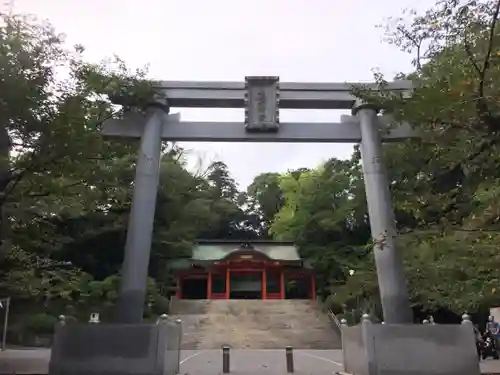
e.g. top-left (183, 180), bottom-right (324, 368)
top-left (171, 240), bottom-right (316, 300)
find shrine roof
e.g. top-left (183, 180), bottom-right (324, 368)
top-left (191, 240), bottom-right (301, 261)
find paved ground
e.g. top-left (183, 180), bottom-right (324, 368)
top-left (0, 348), bottom-right (343, 375)
top-left (482, 359), bottom-right (500, 374)
top-left (179, 349), bottom-right (343, 375)
top-left (0, 348), bottom-right (50, 374)
top-left (1, 347), bottom-right (500, 374)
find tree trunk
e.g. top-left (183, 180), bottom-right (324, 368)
top-left (0, 123), bottom-right (12, 263)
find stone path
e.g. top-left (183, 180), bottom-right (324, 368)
top-left (1, 347), bottom-right (499, 374)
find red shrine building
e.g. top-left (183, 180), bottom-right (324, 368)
top-left (171, 240), bottom-right (316, 300)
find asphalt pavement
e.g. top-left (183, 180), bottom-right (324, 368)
top-left (179, 349), bottom-right (344, 375)
top-left (1, 347), bottom-right (500, 375)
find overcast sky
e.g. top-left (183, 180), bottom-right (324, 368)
top-left (10, 0), bottom-right (435, 189)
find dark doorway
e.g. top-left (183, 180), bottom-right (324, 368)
top-left (181, 278), bottom-right (208, 299)
top-left (211, 273), bottom-right (226, 295)
top-left (285, 276), bottom-right (310, 299)
top-left (230, 272), bottom-right (262, 299)
top-left (266, 270), bottom-right (281, 294)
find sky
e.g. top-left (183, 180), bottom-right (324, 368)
top-left (9, 0), bottom-right (435, 189)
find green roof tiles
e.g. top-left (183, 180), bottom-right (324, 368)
top-left (192, 242), bottom-right (301, 261)
top-left (169, 258), bottom-right (192, 269)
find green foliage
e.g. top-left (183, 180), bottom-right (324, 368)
top-left (76, 274), bottom-right (169, 321)
top-left (269, 159), bottom-right (371, 300)
top-left (1, 245), bottom-right (86, 303)
top-left (245, 172), bottom-right (284, 236)
top-left (24, 314), bottom-right (58, 335)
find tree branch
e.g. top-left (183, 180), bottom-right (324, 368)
top-left (0, 152), bottom-right (62, 207)
top-left (463, 34), bottom-right (482, 76)
top-left (0, 108), bottom-right (122, 208)
top-left (26, 180), bottom-right (86, 198)
top-left (464, 0), bottom-right (500, 132)
top-left (479, 0), bottom-right (500, 95)
top-left (429, 137), bottom-right (497, 186)
top-left (397, 25), bottom-right (424, 71)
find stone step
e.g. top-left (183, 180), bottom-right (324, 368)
top-left (172, 299), bottom-right (342, 350)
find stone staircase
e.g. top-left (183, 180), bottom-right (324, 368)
top-left (169, 299), bottom-right (342, 350)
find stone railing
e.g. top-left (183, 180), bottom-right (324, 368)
top-left (315, 298), bottom-right (342, 337)
top-left (326, 307), bottom-right (342, 336)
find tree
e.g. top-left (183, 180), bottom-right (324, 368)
top-left (245, 173), bottom-right (284, 237)
top-left (0, 13), bottom-right (158, 265)
top-left (269, 157), bottom-right (372, 300)
top-left (197, 161), bottom-right (256, 239)
top-left (0, 13), bottom-right (163, 332)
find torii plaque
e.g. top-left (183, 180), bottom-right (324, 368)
top-left (244, 76), bottom-right (280, 132)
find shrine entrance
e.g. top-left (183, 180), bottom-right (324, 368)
top-left (172, 241), bottom-right (316, 301)
top-left (229, 271), bottom-right (262, 299)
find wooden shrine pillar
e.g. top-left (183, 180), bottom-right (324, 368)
top-left (207, 270), bottom-right (212, 299)
top-left (280, 270), bottom-right (285, 299)
top-left (262, 268), bottom-right (267, 300)
top-left (225, 267), bottom-right (230, 299)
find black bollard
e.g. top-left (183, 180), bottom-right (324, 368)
top-left (222, 346), bottom-right (230, 373)
top-left (285, 346), bottom-right (294, 373)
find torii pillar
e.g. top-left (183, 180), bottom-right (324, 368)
top-left (353, 100), bottom-right (412, 324)
top-left (108, 101), bottom-right (175, 324)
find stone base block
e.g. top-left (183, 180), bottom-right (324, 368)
top-left (49, 320), bottom-right (181, 375)
top-left (341, 318), bottom-right (480, 375)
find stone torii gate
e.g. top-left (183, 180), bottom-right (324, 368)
top-left (102, 77), bottom-right (415, 325)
